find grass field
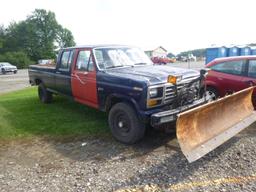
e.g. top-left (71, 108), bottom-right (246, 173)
top-left (0, 87), bottom-right (109, 140)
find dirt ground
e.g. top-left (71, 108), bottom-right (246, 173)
top-left (1, 62), bottom-right (256, 191)
top-left (1, 126), bottom-right (256, 192)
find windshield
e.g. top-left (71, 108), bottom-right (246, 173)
top-left (1, 63), bottom-right (12, 66)
top-left (94, 47), bottom-right (152, 69)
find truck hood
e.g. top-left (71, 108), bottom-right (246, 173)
top-left (105, 65), bottom-right (200, 85)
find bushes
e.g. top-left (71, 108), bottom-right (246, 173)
top-left (0, 51), bottom-right (34, 69)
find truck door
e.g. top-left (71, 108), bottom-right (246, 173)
top-left (71, 49), bottom-right (98, 108)
top-left (55, 50), bottom-right (74, 96)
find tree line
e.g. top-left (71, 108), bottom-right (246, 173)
top-left (0, 9), bottom-right (75, 68)
top-left (177, 48), bottom-right (206, 58)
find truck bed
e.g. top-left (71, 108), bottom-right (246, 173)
top-left (30, 63), bottom-right (56, 69)
top-left (29, 63), bottom-right (56, 72)
top-left (29, 63), bottom-right (57, 87)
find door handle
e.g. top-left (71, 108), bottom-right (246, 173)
top-left (217, 77), bottom-right (223, 80)
top-left (71, 73), bottom-right (86, 84)
top-left (78, 71), bottom-right (88, 75)
top-left (56, 71), bottom-right (61, 74)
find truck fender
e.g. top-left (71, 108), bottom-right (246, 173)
top-left (105, 93), bottom-right (140, 115)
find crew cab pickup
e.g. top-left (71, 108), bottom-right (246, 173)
top-left (29, 45), bottom-right (208, 144)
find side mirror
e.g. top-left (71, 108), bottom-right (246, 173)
top-left (200, 68), bottom-right (210, 78)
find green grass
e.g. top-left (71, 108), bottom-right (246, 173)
top-left (0, 87), bottom-right (109, 139)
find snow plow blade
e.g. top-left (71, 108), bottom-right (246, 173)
top-left (176, 87), bottom-right (256, 163)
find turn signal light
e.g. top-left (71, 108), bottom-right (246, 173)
top-left (168, 75), bottom-right (177, 84)
top-left (147, 99), bottom-right (158, 106)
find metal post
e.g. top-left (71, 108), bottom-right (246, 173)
top-left (188, 54), bottom-right (191, 69)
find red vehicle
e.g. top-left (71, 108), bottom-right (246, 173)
top-left (151, 56), bottom-right (170, 64)
top-left (205, 56), bottom-right (256, 105)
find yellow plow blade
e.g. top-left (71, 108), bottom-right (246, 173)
top-left (177, 87), bottom-right (256, 163)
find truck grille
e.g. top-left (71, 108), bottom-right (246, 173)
top-left (164, 77), bottom-right (201, 104)
top-left (164, 83), bottom-right (188, 103)
top-left (164, 84), bottom-right (176, 103)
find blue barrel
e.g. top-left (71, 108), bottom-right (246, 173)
top-left (206, 47), bottom-right (227, 64)
top-left (228, 46), bottom-right (239, 56)
top-left (251, 47), bottom-right (256, 55)
top-left (240, 47), bottom-right (251, 55)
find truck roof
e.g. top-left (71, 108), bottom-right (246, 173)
top-left (62, 44), bottom-right (132, 50)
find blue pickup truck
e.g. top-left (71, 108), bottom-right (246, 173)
top-left (29, 45), bottom-right (208, 144)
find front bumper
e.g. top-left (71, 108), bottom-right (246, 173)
top-left (4, 68), bottom-right (17, 72)
top-left (150, 97), bottom-right (208, 126)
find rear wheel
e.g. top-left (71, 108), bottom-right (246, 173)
top-left (108, 102), bottom-right (145, 144)
top-left (206, 87), bottom-right (218, 101)
top-left (38, 83), bottom-right (52, 103)
top-left (2, 69), bottom-right (6, 74)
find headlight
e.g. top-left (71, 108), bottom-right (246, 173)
top-left (147, 86), bottom-right (164, 108)
top-left (149, 88), bottom-right (158, 98)
top-left (148, 86), bottom-right (164, 98)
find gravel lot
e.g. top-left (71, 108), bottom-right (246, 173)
top-left (1, 127), bottom-right (256, 192)
top-left (0, 69), bottom-right (30, 94)
top-left (170, 60), bottom-right (206, 70)
top-left (1, 61), bottom-right (256, 192)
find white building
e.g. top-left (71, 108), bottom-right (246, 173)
top-left (145, 46), bottom-right (168, 58)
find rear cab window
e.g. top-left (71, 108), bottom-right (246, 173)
top-left (58, 50), bottom-right (74, 72)
top-left (248, 60), bottom-right (256, 78)
top-left (211, 60), bottom-right (247, 76)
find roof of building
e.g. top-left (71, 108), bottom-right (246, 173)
top-left (145, 46), bottom-right (168, 52)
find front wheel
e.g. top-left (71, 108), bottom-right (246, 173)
top-left (38, 83), bottom-right (53, 103)
top-left (206, 87), bottom-right (218, 101)
top-left (2, 69), bottom-right (6, 74)
top-left (108, 102), bottom-right (145, 144)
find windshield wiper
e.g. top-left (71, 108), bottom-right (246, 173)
top-left (105, 65), bottom-right (124, 69)
top-left (134, 62), bottom-right (148, 65)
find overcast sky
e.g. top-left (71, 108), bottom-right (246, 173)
top-left (0, 0), bottom-right (255, 54)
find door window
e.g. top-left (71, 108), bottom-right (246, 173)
top-left (211, 60), bottom-right (246, 75)
top-left (76, 50), bottom-right (94, 71)
top-left (248, 60), bottom-right (256, 78)
top-left (60, 50), bottom-right (73, 71)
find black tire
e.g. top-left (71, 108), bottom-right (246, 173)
top-left (108, 102), bottom-right (145, 144)
top-left (206, 87), bottom-right (218, 100)
top-left (2, 69), bottom-right (6, 74)
top-left (38, 83), bottom-right (53, 103)
top-left (14, 70), bottom-right (17, 74)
